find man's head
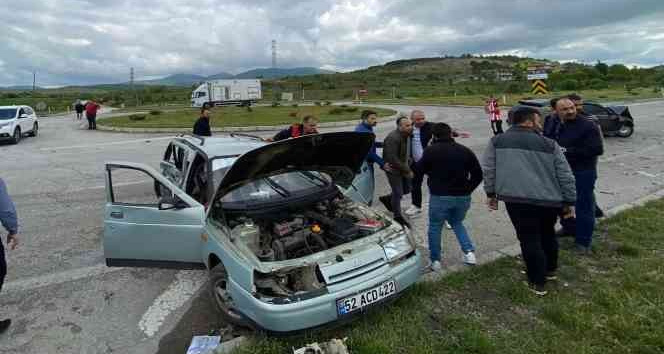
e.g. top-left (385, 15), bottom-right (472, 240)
top-left (510, 106), bottom-right (543, 131)
top-left (567, 93), bottom-right (584, 112)
top-left (200, 108), bottom-right (210, 118)
top-left (302, 115), bottom-right (319, 134)
top-left (549, 97), bottom-right (559, 109)
top-left (361, 110), bottom-right (378, 127)
top-left (396, 116), bottom-right (413, 136)
top-left (554, 98), bottom-right (577, 121)
top-left (432, 122), bottom-right (453, 141)
top-left (410, 110), bottom-right (426, 128)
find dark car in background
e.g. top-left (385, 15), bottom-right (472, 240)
top-left (517, 99), bottom-right (635, 138)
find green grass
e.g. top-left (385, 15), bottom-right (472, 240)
top-left (232, 199), bottom-right (664, 354)
top-left (100, 106), bottom-right (396, 128)
top-left (365, 87), bottom-right (663, 107)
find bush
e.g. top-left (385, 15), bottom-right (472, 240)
top-left (328, 107), bottom-right (344, 115)
top-left (288, 112), bottom-right (297, 117)
top-left (271, 102), bottom-right (280, 107)
top-left (291, 103), bottom-right (299, 107)
top-left (340, 104), bottom-right (348, 108)
top-left (149, 110), bottom-right (162, 115)
top-left (560, 79), bottom-right (579, 90)
top-left (129, 114), bottom-right (146, 121)
top-left (589, 79), bottom-right (609, 90)
top-left (324, 101), bottom-right (332, 106)
top-left (505, 83), bottom-right (522, 94)
top-left (345, 107), bottom-right (358, 113)
top-left (246, 106), bottom-right (253, 112)
top-left (314, 101), bottom-right (322, 106)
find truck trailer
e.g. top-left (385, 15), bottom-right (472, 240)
top-left (190, 79), bottom-right (262, 108)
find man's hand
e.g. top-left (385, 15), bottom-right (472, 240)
top-left (405, 171), bottom-right (415, 179)
top-left (263, 137), bottom-right (274, 142)
top-left (382, 163), bottom-right (393, 172)
top-left (7, 233), bottom-right (18, 250)
top-left (457, 131), bottom-right (471, 138)
top-left (561, 206), bottom-right (575, 219)
top-left (487, 197), bottom-right (498, 211)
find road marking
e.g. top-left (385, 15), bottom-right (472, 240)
top-left (3, 264), bottom-right (125, 294)
top-left (39, 136), bottom-right (174, 151)
top-left (138, 270), bottom-right (207, 338)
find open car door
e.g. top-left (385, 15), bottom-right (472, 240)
top-left (103, 162), bottom-right (206, 269)
top-left (343, 161), bottom-right (375, 205)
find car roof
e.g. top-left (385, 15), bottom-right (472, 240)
top-left (0, 105), bottom-right (27, 109)
top-left (173, 135), bottom-right (267, 158)
top-left (517, 99), bottom-right (550, 107)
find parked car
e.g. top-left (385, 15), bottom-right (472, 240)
top-left (0, 105), bottom-right (39, 144)
top-left (517, 99), bottom-right (635, 137)
top-left (102, 132), bottom-right (422, 332)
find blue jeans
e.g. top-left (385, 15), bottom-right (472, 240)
top-left (574, 169), bottom-right (597, 248)
top-left (427, 195), bottom-right (475, 262)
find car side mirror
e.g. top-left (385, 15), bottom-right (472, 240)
top-left (19, 114), bottom-right (28, 119)
top-left (158, 196), bottom-right (187, 210)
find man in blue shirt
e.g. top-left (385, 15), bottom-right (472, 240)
top-left (354, 109), bottom-right (386, 172)
top-left (0, 177), bottom-right (18, 333)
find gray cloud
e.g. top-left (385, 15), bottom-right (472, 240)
top-left (1, 0), bottom-right (662, 86)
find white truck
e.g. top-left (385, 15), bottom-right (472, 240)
top-left (190, 79), bottom-right (262, 108)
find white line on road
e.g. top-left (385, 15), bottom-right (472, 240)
top-left (3, 264), bottom-right (125, 294)
top-left (39, 136), bottom-right (174, 151)
top-left (138, 270), bottom-right (207, 338)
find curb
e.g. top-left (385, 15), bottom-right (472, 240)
top-left (95, 113), bottom-right (399, 134)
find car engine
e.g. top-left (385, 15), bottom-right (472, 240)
top-left (228, 197), bottom-right (386, 262)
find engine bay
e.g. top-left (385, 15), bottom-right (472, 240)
top-left (226, 195), bottom-right (388, 262)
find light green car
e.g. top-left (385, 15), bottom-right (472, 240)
top-left (103, 132), bottom-right (422, 332)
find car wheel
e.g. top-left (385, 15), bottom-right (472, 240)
top-left (209, 263), bottom-right (252, 328)
top-left (11, 127), bottom-right (21, 144)
top-left (29, 123), bottom-right (38, 137)
top-left (616, 124), bottom-right (634, 138)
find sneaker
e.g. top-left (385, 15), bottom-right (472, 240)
top-left (379, 195), bottom-right (393, 212)
top-left (445, 221), bottom-right (452, 229)
top-left (0, 319), bottom-right (10, 334)
top-left (526, 282), bottom-right (548, 296)
top-left (393, 216), bottom-right (411, 229)
top-left (431, 260), bottom-right (442, 272)
top-left (462, 251), bottom-right (477, 265)
top-left (545, 272), bottom-right (558, 281)
top-left (574, 244), bottom-right (591, 255)
top-left (404, 206), bottom-right (422, 217)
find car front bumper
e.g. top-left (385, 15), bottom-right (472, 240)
top-left (228, 250), bottom-right (423, 333)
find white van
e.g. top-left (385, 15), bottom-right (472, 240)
top-left (0, 105), bottom-right (39, 144)
top-left (191, 79), bottom-right (262, 108)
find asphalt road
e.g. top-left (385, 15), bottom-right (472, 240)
top-left (1, 101), bottom-right (664, 353)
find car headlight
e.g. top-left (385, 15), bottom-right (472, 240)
top-left (381, 233), bottom-right (414, 262)
top-left (0, 122), bottom-right (11, 128)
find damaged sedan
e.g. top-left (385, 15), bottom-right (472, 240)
top-left (102, 132), bottom-right (422, 332)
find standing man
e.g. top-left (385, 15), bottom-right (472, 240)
top-left (485, 95), bottom-right (503, 135)
top-left (74, 100), bottom-right (84, 120)
top-left (85, 99), bottom-right (100, 130)
top-left (544, 98), bottom-right (604, 253)
top-left (482, 106), bottom-right (576, 295)
top-left (193, 107), bottom-right (212, 136)
top-left (0, 178), bottom-right (19, 333)
top-left (404, 110), bottom-right (472, 218)
top-left (416, 123), bottom-right (483, 271)
top-left (270, 115), bottom-right (319, 142)
top-left (379, 116), bottom-right (413, 227)
top-left (354, 109), bottom-right (386, 172)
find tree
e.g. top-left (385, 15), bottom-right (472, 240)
top-left (595, 61), bottom-right (609, 76)
top-left (608, 64), bottom-right (630, 81)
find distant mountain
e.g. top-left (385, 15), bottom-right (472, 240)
top-left (0, 85), bottom-right (42, 90)
top-left (234, 67), bottom-right (335, 79)
top-left (140, 73), bottom-right (206, 86)
top-left (206, 72), bottom-right (234, 80)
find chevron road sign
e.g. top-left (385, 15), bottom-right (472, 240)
top-left (531, 80), bottom-right (548, 95)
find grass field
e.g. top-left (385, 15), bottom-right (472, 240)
top-left (232, 199), bottom-right (664, 354)
top-left (100, 105), bottom-right (396, 128)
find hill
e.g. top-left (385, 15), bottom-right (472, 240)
top-left (141, 73), bottom-right (206, 86)
top-left (234, 67), bottom-right (335, 79)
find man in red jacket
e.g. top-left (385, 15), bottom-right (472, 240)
top-left (85, 99), bottom-right (101, 130)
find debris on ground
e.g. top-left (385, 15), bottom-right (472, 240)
top-left (186, 335), bottom-right (220, 354)
top-left (212, 336), bottom-right (247, 354)
top-left (292, 338), bottom-right (349, 354)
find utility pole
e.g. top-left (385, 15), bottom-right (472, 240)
top-left (130, 67), bottom-right (139, 106)
top-left (32, 71), bottom-right (36, 91)
top-left (272, 40), bottom-right (278, 102)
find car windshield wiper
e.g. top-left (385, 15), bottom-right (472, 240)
top-left (300, 171), bottom-right (328, 186)
top-left (265, 177), bottom-right (291, 197)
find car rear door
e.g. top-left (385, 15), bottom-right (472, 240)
top-left (103, 162), bottom-right (206, 269)
top-left (583, 103), bottom-right (617, 133)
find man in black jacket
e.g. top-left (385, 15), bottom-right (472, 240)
top-left (193, 108), bottom-right (212, 136)
top-left (379, 116), bottom-right (413, 227)
top-left (416, 123), bottom-right (483, 271)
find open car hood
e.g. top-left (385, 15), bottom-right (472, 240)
top-left (212, 132), bottom-right (374, 199)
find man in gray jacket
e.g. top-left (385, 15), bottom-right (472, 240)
top-left (379, 116), bottom-right (414, 227)
top-left (0, 177), bottom-right (18, 333)
top-left (482, 106), bottom-right (576, 296)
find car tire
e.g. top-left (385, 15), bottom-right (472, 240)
top-left (11, 127), bottom-right (21, 144)
top-left (616, 124), bottom-right (634, 138)
top-left (29, 123), bottom-right (38, 137)
top-left (209, 263), bottom-right (252, 328)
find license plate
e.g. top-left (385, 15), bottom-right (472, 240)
top-left (336, 280), bottom-right (396, 315)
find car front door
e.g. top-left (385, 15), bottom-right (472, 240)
top-left (17, 108), bottom-right (30, 133)
top-left (583, 103), bottom-right (615, 133)
top-left (104, 162), bottom-right (206, 269)
top-left (343, 161), bottom-right (375, 205)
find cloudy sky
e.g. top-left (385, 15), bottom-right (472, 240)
top-left (1, 0), bottom-right (663, 86)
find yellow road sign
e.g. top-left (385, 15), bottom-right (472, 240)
top-left (531, 79), bottom-right (548, 95)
